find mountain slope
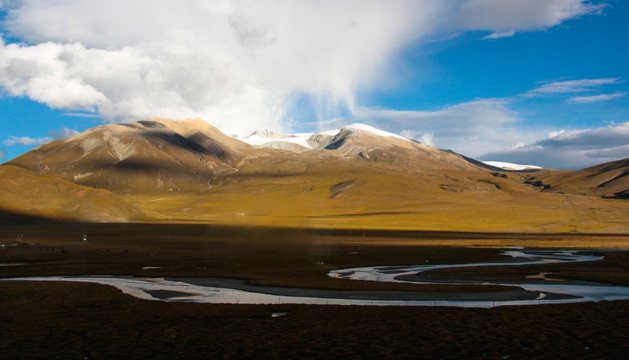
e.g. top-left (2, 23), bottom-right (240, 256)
top-left (313, 125), bottom-right (480, 170)
top-left (0, 165), bottom-right (144, 222)
top-left (3, 118), bottom-right (629, 232)
top-left (533, 158), bottom-right (629, 198)
top-left (7, 118), bottom-right (486, 193)
top-left (239, 123), bottom-right (483, 171)
top-left (6, 118), bottom-right (261, 193)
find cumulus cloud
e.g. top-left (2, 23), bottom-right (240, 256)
top-left (3, 127), bottom-right (79, 146)
top-left (481, 122), bottom-right (629, 169)
top-left (3, 135), bottom-right (51, 146)
top-left (401, 130), bottom-right (436, 146)
top-left (0, 0), bottom-right (447, 133)
top-left (0, 0), bottom-right (607, 134)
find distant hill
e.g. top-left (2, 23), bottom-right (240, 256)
top-left (533, 158), bottom-right (629, 199)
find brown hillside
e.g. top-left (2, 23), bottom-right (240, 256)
top-left (0, 165), bottom-right (145, 222)
top-left (6, 118), bottom-right (264, 193)
top-left (311, 127), bottom-right (482, 170)
top-left (531, 158), bottom-right (629, 198)
top-left (3, 118), bottom-right (629, 232)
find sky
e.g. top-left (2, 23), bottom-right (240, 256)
top-left (0, 0), bottom-right (627, 169)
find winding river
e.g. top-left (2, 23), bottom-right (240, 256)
top-left (4, 249), bottom-right (629, 307)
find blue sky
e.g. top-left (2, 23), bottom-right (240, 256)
top-left (1, 0), bottom-right (628, 169)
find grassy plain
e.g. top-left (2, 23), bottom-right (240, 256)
top-left (126, 167), bottom-right (629, 234)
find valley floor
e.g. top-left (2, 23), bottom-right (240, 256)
top-left (1, 223), bottom-right (629, 359)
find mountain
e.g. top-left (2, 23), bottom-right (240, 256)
top-left (7, 118), bottom-right (260, 193)
top-left (2, 118), bottom-right (629, 232)
top-left (238, 129), bottom-right (312, 152)
top-left (239, 123), bottom-right (482, 170)
top-left (0, 165), bottom-right (144, 223)
top-left (531, 158), bottom-right (629, 199)
top-left (6, 118), bottom-right (486, 194)
top-left (482, 161), bottom-right (543, 171)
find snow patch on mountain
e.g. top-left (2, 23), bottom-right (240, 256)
top-left (239, 129), bottom-right (313, 149)
top-left (234, 123), bottom-right (410, 150)
top-left (343, 123), bottom-right (409, 141)
top-left (483, 161), bottom-right (542, 171)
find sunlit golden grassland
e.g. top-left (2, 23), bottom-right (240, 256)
top-left (0, 165), bottom-right (144, 223)
top-left (127, 166), bottom-right (629, 236)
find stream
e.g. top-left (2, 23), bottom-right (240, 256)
top-left (4, 249), bottom-right (629, 308)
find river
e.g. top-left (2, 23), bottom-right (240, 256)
top-left (4, 249), bottom-right (629, 308)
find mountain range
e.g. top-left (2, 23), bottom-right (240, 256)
top-left (2, 118), bottom-right (628, 233)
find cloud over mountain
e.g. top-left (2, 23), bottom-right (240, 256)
top-left (0, 0), bottom-right (606, 136)
top-left (349, 99), bottom-right (527, 156)
top-left (481, 122), bottom-right (629, 169)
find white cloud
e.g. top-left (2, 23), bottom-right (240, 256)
top-left (525, 78), bottom-right (622, 96)
top-left (354, 99), bottom-right (518, 133)
top-left (3, 135), bottom-right (51, 146)
top-left (400, 130), bottom-right (436, 146)
top-left (3, 127), bottom-right (78, 146)
top-left (481, 122), bottom-right (629, 169)
top-left (341, 99), bottom-right (548, 157)
top-left (568, 92), bottom-right (626, 103)
top-left (418, 132), bottom-right (435, 147)
top-left (0, 0), bottom-right (607, 134)
top-left (481, 31), bottom-right (516, 40)
top-left (0, 147), bottom-right (6, 161)
top-left (453, 0), bottom-right (606, 39)
top-left (49, 127), bottom-right (79, 139)
top-left (62, 112), bottom-right (101, 118)
top-left (0, 0), bottom-right (448, 133)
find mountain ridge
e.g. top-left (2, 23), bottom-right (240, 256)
top-left (6, 118), bottom-right (487, 193)
top-left (2, 118), bottom-right (628, 231)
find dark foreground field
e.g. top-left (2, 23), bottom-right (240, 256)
top-left (2, 281), bottom-right (629, 360)
top-left (2, 223), bottom-right (629, 359)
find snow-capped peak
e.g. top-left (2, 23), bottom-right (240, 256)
top-left (341, 123), bottom-right (409, 141)
top-left (247, 128), bottom-right (291, 139)
top-left (482, 161), bottom-right (542, 171)
top-left (233, 123), bottom-right (410, 150)
top-left (238, 128), bottom-right (313, 149)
